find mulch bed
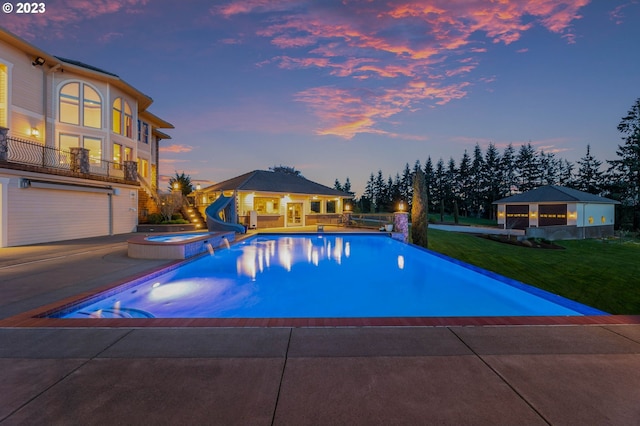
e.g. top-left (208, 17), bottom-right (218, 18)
top-left (478, 234), bottom-right (565, 250)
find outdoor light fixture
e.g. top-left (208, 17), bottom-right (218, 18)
top-left (398, 201), bottom-right (405, 211)
top-left (30, 127), bottom-right (40, 137)
top-left (196, 183), bottom-right (201, 191)
top-left (32, 57), bottom-right (45, 66)
top-left (173, 182), bottom-right (180, 190)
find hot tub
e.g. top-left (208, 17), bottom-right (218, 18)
top-left (127, 231), bottom-right (235, 259)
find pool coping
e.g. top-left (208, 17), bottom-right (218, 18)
top-left (3, 232), bottom-right (638, 328)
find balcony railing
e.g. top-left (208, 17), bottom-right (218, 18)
top-left (2, 136), bottom-right (127, 181)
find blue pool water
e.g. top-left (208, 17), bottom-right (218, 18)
top-left (58, 234), bottom-right (605, 319)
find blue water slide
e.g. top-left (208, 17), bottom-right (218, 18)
top-left (205, 195), bottom-right (246, 233)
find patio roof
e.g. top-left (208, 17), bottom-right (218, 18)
top-left (202, 170), bottom-right (352, 198)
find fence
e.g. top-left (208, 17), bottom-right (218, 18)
top-left (3, 136), bottom-right (125, 180)
top-left (348, 213), bottom-right (395, 228)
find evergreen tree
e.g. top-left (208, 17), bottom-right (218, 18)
top-left (423, 157), bottom-right (435, 213)
top-left (575, 145), bottom-right (604, 194)
top-left (516, 143), bottom-right (540, 192)
top-left (484, 143), bottom-right (502, 220)
top-left (457, 150), bottom-right (472, 217)
top-left (434, 158), bottom-right (446, 221)
top-left (558, 159), bottom-right (575, 187)
top-left (374, 170), bottom-right (385, 212)
top-left (608, 98), bottom-right (640, 229)
top-left (470, 143), bottom-right (486, 217)
top-left (501, 144), bottom-right (517, 195)
top-left (343, 177), bottom-right (353, 195)
top-left (333, 179), bottom-right (343, 192)
top-left (411, 168), bottom-right (428, 248)
top-left (400, 163), bottom-right (413, 206)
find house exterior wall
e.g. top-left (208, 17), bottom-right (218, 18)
top-left (0, 29), bottom-right (171, 247)
top-left (0, 172), bottom-right (137, 246)
top-left (232, 191), bottom-right (346, 229)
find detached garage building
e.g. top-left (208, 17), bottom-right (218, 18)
top-left (493, 185), bottom-right (619, 240)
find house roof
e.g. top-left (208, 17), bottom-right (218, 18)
top-left (202, 170), bottom-right (352, 197)
top-left (493, 185), bottom-right (619, 204)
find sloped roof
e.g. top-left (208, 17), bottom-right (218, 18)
top-left (202, 170), bottom-right (352, 197)
top-left (55, 56), bottom-right (119, 77)
top-left (493, 185), bottom-right (619, 204)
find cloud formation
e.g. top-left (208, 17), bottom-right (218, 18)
top-left (160, 144), bottom-right (194, 154)
top-left (2, 0), bottom-right (149, 39)
top-left (213, 0), bottom-right (590, 139)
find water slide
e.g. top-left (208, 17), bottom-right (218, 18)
top-left (205, 195), bottom-right (246, 233)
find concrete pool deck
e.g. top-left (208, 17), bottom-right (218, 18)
top-left (1, 232), bottom-right (640, 424)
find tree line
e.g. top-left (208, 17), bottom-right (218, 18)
top-left (334, 98), bottom-right (640, 230)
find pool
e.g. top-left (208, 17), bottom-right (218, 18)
top-left (54, 234), bottom-right (605, 319)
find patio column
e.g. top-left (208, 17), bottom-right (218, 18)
top-left (393, 211), bottom-right (409, 242)
top-left (69, 147), bottom-right (89, 174)
top-left (124, 160), bottom-right (138, 181)
top-left (0, 127), bottom-right (8, 161)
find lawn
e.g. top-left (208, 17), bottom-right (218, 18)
top-left (426, 228), bottom-right (640, 315)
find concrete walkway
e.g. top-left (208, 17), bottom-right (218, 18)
top-left (1, 233), bottom-right (639, 425)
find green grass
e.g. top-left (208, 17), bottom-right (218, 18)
top-left (426, 229), bottom-right (640, 315)
top-left (429, 214), bottom-right (498, 227)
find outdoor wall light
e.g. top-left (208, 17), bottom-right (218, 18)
top-left (398, 201), bottom-right (405, 212)
top-left (196, 183), bottom-right (201, 191)
top-left (30, 127), bottom-right (40, 137)
top-left (32, 57), bottom-right (45, 66)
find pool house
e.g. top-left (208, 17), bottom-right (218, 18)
top-left (197, 170), bottom-right (353, 229)
top-left (493, 185), bottom-right (619, 240)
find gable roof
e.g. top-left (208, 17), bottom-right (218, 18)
top-left (202, 170), bottom-right (352, 197)
top-left (493, 185), bottom-right (619, 204)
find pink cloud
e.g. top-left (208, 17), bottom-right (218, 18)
top-left (2, 0), bottom-right (149, 39)
top-left (160, 144), bottom-right (194, 154)
top-left (212, 0), bottom-right (591, 139)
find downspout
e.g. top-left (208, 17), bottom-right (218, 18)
top-left (108, 192), bottom-right (113, 235)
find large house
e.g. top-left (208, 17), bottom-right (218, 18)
top-left (197, 170), bottom-right (353, 230)
top-left (0, 28), bottom-right (173, 247)
top-left (493, 185), bottom-right (619, 240)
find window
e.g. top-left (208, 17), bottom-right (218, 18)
top-left (142, 122), bottom-right (149, 143)
top-left (310, 201), bottom-right (321, 213)
top-left (59, 133), bottom-right (79, 152)
top-left (137, 157), bottom-right (149, 178)
top-left (124, 146), bottom-right (133, 162)
top-left (60, 83), bottom-right (80, 125)
top-left (113, 143), bottom-right (122, 164)
top-left (0, 64), bottom-right (8, 128)
top-left (113, 97), bottom-right (133, 137)
top-left (112, 98), bottom-right (122, 134)
top-left (59, 82), bottom-right (102, 128)
top-left (59, 134), bottom-right (102, 163)
top-left (83, 85), bottom-right (101, 128)
top-left (254, 197), bottom-right (280, 214)
top-left (83, 137), bottom-right (102, 164)
top-left (326, 200), bottom-right (336, 213)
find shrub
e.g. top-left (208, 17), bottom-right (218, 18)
top-left (171, 213), bottom-right (184, 221)
top-left (147, 213), bottom-right (163, 224)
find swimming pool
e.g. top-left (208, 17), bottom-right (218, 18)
top-left (56, 234), bottom-right (604, 319)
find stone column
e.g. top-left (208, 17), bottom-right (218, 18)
top-left (0, 127), bottom-right (8, 162)
top-left (70, 147), bottom-right (90, 173)
top-left (393, 212), bottom-right (409, 242)
top-left (124, 160), bottom-right (138, 181)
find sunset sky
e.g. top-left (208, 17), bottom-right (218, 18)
top-left (3, 0), bottom-right (640, 194)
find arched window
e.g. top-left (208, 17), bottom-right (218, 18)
top-left (112, 97), bottom-right (133, 138)
top-left (59, 82), bottom-right (102, 128)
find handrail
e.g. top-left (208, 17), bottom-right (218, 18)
top-left (3, 136), bottom-right (126, 181)
top-left (138, 175), bottom-right (160, 205)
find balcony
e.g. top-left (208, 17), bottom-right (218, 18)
top-left (0, 136), bottom-right (138, 185)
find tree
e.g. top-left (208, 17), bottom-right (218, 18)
top-left (270, 165), bottom-right (303, 177)
top-left (501, 144), bottom-right (518, 195)
top-left (411, 168), bottom-right (428, 248)
top-left (516, 143), bottom-right (540, 192)
top-left (334, 179), bottom-right (343, 192)
top-left (575, 145), bottom-right (604, 194)
top-left (167, 172), bottom-right (193, 197)
top-left (608, 98), bottom-right (640, 229)
top-left (483, 143), bottom-right (502, 220)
